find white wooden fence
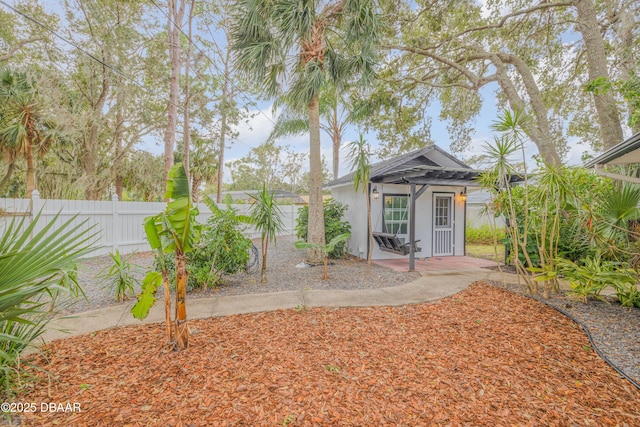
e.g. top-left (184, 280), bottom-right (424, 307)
top-left (0, 192), bottom-right (302, 257)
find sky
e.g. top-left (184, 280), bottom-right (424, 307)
top-left (25, 0), bottom-right (598, 183)
top-left (218, 87), bottom-right (595, 182)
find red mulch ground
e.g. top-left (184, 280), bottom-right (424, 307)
top-left (18, 283), bottom-right (640, 426)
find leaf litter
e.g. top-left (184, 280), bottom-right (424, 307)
top-left (18, 283), bottom-right (640, 426)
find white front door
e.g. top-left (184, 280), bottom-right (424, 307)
top-left (433, 194), bottom-right (454, 256)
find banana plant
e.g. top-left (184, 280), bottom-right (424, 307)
top-left (295, 233), bottom-right (350, 280)
top-left (131, 164), bottom-right (201, 350)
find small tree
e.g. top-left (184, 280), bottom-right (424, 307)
top-left (347, 134), bottom-right (373, 273)
top-left (132, 163), bottom-right (201, 350)
top-left (295, 233), bottom-right (350, 280)
top-left (249, 184), bottom-right (284, 283)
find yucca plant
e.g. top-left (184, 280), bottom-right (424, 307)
top-left (102, 250), bottom-right (138, 302)
top-left (347, 135), bottom-right (373, 274)
top-left (0, 212), bottom-right (96, 399)
top-left (248, 184), bottom-right (284, 284)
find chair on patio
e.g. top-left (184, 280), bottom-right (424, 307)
top-left (372, 232), bottom-right (421, 256)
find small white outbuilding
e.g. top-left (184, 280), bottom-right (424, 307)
top-left (326, 145), bottom-right (483, 270)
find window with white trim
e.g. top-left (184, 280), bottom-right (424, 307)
top-left (383, 195), bottom-right (409, 235)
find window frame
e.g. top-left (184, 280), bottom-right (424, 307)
top-left (382, 193), bottom-right (410, 236)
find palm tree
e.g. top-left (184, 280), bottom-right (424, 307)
top-left (249, 184), bottom-right (284, 283)
top-left (0, 69), bottom-right (56, 198)
top-left (231, 0), bottom-right (380, 263)
top-left (347, 134), bottom-right (373, 272)
top-left (269, 84), bottom-right (352, 180)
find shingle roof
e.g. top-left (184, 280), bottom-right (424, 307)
top-left (326, 145), bottom-right (481, 188)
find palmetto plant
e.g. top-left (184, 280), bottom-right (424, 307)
top-left (230, 0), bottom-right (380, 263)
top-left (0, 212), bottom-right (96, 397)
top-left (595, 183), bottom-right (640, 251)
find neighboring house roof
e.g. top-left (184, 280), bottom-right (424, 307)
top-left (585, 132), bottom-right (640, 167)
top-left (219, 189), bottom-right (307, 204)
top-left (466, 189), bottom-right (494, 204)
top-left (326, 145), bottom-right (482, 188)
top-left (298, 194), bottom-right (332, 204)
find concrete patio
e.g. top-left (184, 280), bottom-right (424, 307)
top-left (373, 255), bottom-right (499, 272)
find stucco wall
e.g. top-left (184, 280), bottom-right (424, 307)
top-left (331, 183), bottom-right (468, 259)
top-left (331, 185), bottom-right (369, 258)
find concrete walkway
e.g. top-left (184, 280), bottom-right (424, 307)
top-left (41, 268), bottom-right (520, 343)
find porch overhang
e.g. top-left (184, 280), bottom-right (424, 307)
top-left (585, 132), bottom-right (640, 168)
top-left (371, 165), bottom-right (482, 186)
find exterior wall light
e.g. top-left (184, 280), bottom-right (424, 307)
top-left (459, 191), bottom-right (467, 202)
top-left (372, 186), bottom-right (380, 200)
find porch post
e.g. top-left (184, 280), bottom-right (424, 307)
top-left (366, 182), bottom-right (371, 260)
top-left (409, 183), bottom-right (416, 271)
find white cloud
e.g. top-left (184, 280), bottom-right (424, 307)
top-left (564, 139), bottom-right (591, 166)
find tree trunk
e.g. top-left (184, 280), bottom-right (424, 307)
top-left (84, 61), bottom-right (110, 200)
top-left (191, 177), bottom-right (201, 202)
top-left (614, 3), bottom-right (640, 134)
top-left (367, 184), bottom-right (373, 273)
top-left (174, 251), bottom-right (188, 350)
top-left (182, 0), bottom-right (195, 185)
top-left (261, 235), bottom-right (268, 284)
top-left (493, 53), bottom-right (562, 165)
top-left (323, 256), bottom-right (328, 280)
top-left (163, 0), bottom-right (185, 196)
top-left (161, 266), bottom-right (173, 345)
top-left (331, 99), bottom-right (340, 180)
top-left (114, 88), bottom-right (124, 200)
top-left (216, 52), bottom-right (232, 203)
top-left (216, 111), bottom-right (227, 203)
top-left (574, 0), bottom-right (624, 150)
top-left (25, 142), bottom-right (35, 199)
top-left (0, 162), bottom-right (15, 195)
top-left (306, 94), bottom-right (326, 264)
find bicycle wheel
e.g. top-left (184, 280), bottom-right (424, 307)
top-left (245, 243), bottom-right (260, 274)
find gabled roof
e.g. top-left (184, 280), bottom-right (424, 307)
top-left (327, 145), bottom-right (482, 188)
top-left (585, 132), bottom-right (640, 167)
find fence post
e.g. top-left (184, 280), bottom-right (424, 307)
top-left (112, 191), bottom-right (119, 253)
top-left (30, 190), bottom-right (42, 235)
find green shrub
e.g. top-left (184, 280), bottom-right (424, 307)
top-left (296, 200), bottom-right (351, 259)
top-left (465, 224), bottom-right (505, 245)
top-left (615, 283), bottom-right (640, 308)
top-left (556, 253), bottom-right (638, 303)
top-left (157, 203), bottom-right (251, 290)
